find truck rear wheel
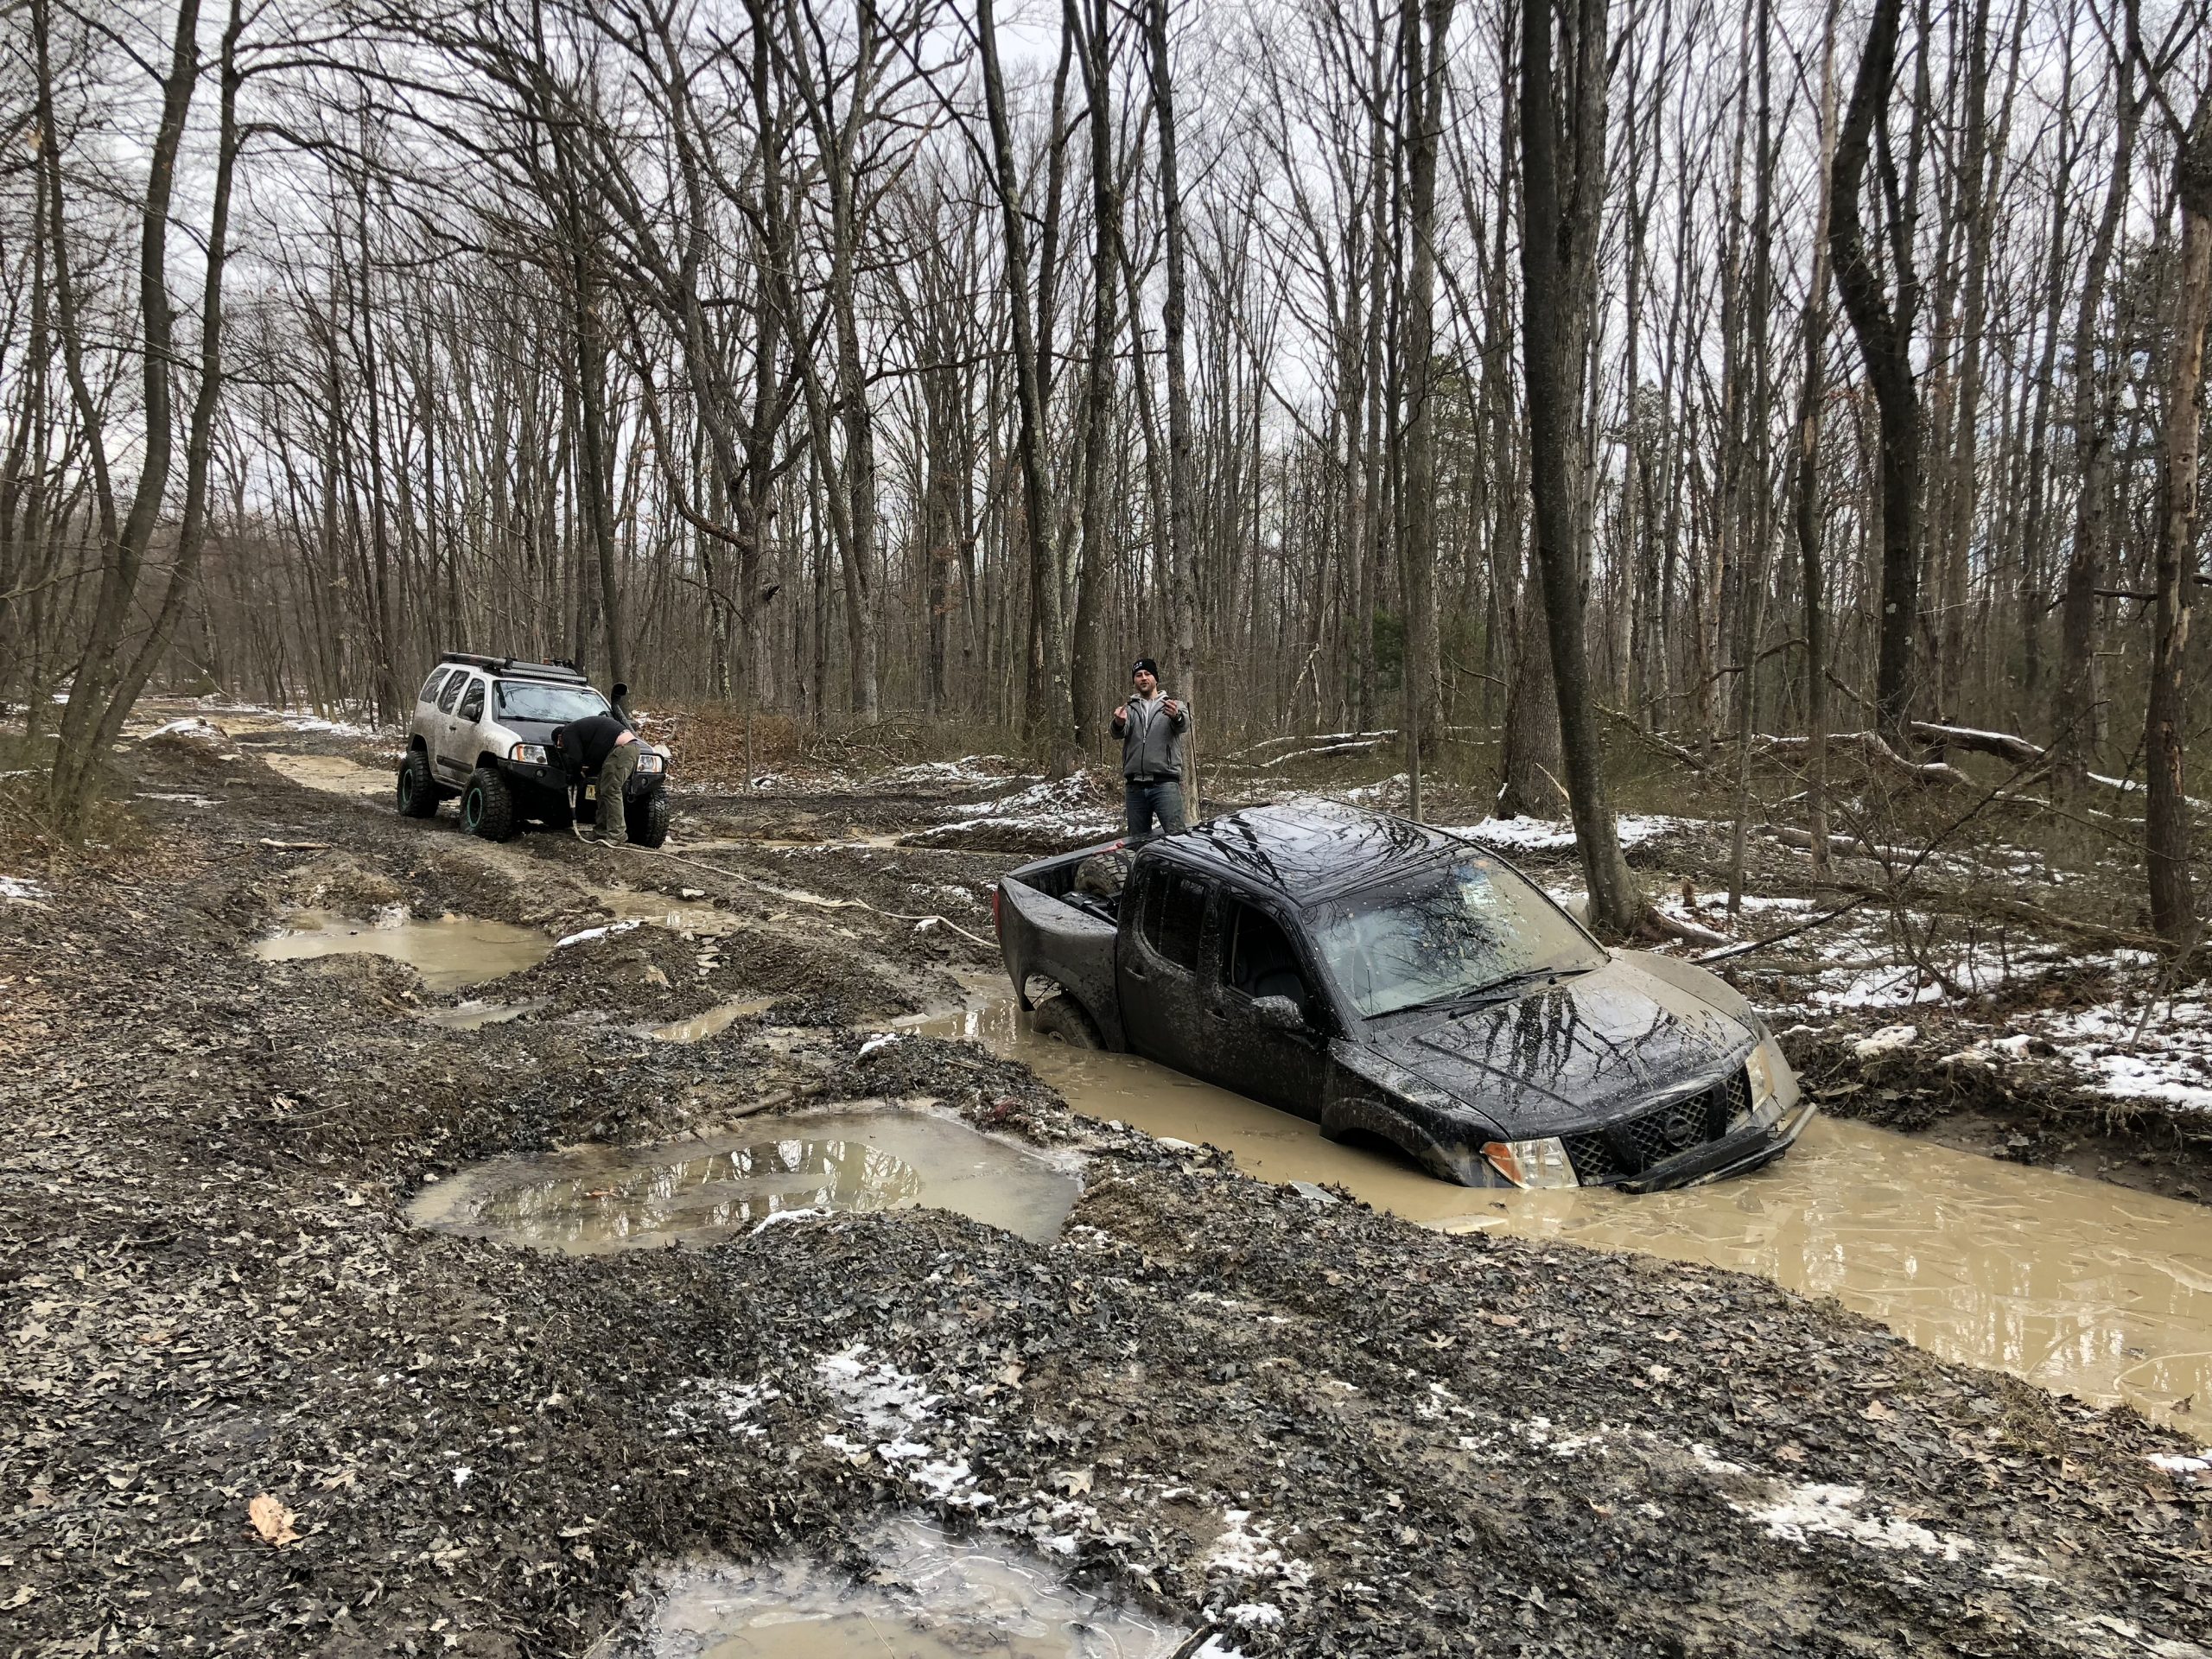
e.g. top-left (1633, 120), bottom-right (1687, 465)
top-left (461, 766), bottom-right (518, 842)
top-left (1031, 993), bottom-right (1102, 1048)
top-left (397, 751), bottom-right (440, 818)
top-left (625, 787), bottom-right (671, 849)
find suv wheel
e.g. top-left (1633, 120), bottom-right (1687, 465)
top-left (625, 787), bottom-right (671, 849)
top-left (1031, 993), bottom-right (1102, 1048)
top-left (461, 766), bottom-right (518, 842)
top-left (397, 751), bottom-right (439, 818)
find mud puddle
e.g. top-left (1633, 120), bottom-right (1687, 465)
top-left (645, 996), bottom-right (779, 1043)
top-left (261, 752), bottom-right (392, 798)
top-left (923, 992), bottom-right (2212, 1439)
top-left (616, 1516), bottom-right (1190, 1658)
top-left (410, 1105), bottom-right (1082, 1251)
top-left (422, 997), bottom-right (550, 1031)
top-left (251, 909), bottom-right (551, 991)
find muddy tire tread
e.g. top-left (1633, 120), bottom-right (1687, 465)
top-left (462, 766), bottom-right (518, 842)
top-left (1032, 992), bottom-right (1103, 1048)
top-left (397, 751), bottom-right (440, 818)
top-left (626, 787), bottom-right (671, 849)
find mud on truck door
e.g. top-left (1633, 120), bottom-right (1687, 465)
top-left (1116, 858), bottom-right (1217, 1075)
top-left (1198, 893), bottom-right (1332, 1118)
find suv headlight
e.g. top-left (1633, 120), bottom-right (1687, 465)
top-left (509, 742), bottom-right (549, 766)
top-left (633, 751), bottom-right (665, 774)
top-left (1482, 1136), bottom-right (1578, 1189)
top-left (1745, 1042), bottom-right (1783, 1127)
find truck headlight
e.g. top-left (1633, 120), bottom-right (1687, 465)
top-left (633, 751), bottom-right (665, 774)
top-left (509, 742), bottom-right (549, 765)
top-left (1745, 1042), bottom-right (1783, 1128)
top-left (1482, 1136), bottom-right (1578, 1189)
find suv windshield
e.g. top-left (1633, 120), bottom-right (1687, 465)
top-left (1311, 854), bottom-right (1603, 1020)
top-left (495, 681), bottom-right (608, 723)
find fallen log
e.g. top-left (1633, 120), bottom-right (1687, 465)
top-left (1908, 721), bottom-right (2047, 767)
top-left (1751, 730), bottom-right (1972, 787)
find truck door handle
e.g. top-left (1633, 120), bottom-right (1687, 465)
top-left (1125, 963), bottom-right (1147, 982)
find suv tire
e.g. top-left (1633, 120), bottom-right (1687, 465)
top-left (625, 788), bottom-right (671, 849)
top-left (1031, 993), bottom-right (1102, 1048)
top-left (461, 766), bottom-right (518, 842)
top-left (397, 751), bottom-right (440, 818)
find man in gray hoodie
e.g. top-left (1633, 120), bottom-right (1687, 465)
top-left (1110, 658), bottom-right (1190, 837)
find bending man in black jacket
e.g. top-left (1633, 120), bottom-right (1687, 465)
top-left (555, 712), bottom-right (640, 844)
top-left (1109, 657), bottom-right (1189, 838)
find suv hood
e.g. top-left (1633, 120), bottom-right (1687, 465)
top-left (1365, 952), bottom-right (1757, 1137)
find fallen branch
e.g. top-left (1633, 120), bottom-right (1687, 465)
top-left (1599, 703), bottom-right (1710, 773)
top-left (1908, 721), bottom-right (2047, 767)
top-left (257, 838), bottom-right (332, 851)
top-left (1691, 898), bottom-right (1873, 964)
top-left (1752, 730), bottom-right (1972, 786)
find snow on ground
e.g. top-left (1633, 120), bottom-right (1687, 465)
top-left (910, 774), bottom-right (1116, 843)
top-left (192, 698), bottom-right (384, 738)
top-left (1, 875), bottom-right (47, 905)
top-left (871, 755), bottom-right (1025, 788)
top-left (1448, 814), bottom-right (1710, 853)
top-left (2040, 996), bottom-right (2212, 1114)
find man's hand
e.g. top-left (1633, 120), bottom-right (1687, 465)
top-left (1163, 698), bottom-right (1182, 720)
top-left (1113, 703), bottom-right (1127, 723)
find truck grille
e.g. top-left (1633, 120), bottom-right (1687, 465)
top-left (1563, 1068), bottom-right (1752, 1185)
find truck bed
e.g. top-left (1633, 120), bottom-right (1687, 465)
top-left (995, 841), bottom-right (1130, 1051)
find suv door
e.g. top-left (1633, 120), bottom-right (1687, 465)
top-left (430, 671), bottom-right (474, 782)
top-left (1198, 895), bottom-right (1331, 1117)
top-left (1115, 856), bottom-right (1215, 1074)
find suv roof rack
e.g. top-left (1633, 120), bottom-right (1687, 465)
top-left (438, 652), bottom-right (588, 686)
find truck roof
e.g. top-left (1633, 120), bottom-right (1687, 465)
top-left (1154, 800), bottom-right (1471, 905)
top-left (438, 652), bottom-right (588, 686)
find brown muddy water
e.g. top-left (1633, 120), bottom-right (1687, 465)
top-left (645, 996), bottom-right (779, 1043)
top-left (260, 752), bottom-right (393, 798)
top-left (916, 993), bottom-right (2212, 1440)
top-left (611, 1516), bottom-right (1190, 1658)
top-left (410, 1105), bottom-right (1083, 1251)
top-left (252, 909), bottom-right (552, 990)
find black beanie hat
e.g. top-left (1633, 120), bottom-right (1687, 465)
top-left (1132, 658), bottom-right (1159, 678)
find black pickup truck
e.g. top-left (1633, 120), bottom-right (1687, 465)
top-left (991, 800), bottom-right (1810, 1192)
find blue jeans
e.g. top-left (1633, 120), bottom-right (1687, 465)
top-left (1125, 779), bottom-right (1186, 838)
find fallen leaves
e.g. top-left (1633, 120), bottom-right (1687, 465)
top-left (248, 1494), bottom-right (300, 1548)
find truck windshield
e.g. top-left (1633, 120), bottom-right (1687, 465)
top-left (1310, 855), bottom-right (1603, 1020)
top-left (494, 681), bottom-right (607, 723)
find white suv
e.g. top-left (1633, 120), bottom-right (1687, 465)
top-left (395, 653), bottom-right (670, 845)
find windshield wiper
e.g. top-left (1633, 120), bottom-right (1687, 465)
top-left (1376, 964), bottom-right (1592, 1019)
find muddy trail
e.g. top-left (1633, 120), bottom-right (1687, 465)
top-left (2, 717), bottom-right (2209, 1658)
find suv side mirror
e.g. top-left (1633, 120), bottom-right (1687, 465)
top-left (1250, 994), bottom-right (1311, 1033)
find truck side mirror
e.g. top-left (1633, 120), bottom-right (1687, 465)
top-left (1250, 995), bottom-right (1311, 1033)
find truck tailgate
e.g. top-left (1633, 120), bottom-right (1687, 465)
top-left (997, 878), bottom-right (1126, 1051)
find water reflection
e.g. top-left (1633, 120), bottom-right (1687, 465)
top-left (639, 1515), bottom-right (1187, 1658)
top-left (411, 1106), bottom-right (1081, 1251)
top-left (918, 991), bottom-right (2212, 1440)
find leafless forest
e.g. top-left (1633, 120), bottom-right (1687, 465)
top-left (3, 0), bottom-right (2210, 936)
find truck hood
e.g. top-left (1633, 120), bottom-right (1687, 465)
top-left (1363, 952), bottom-right (1758, 1137)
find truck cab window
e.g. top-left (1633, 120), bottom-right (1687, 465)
top-left (420, 669), bottom-right (450, 705)
top-left (1224, 900), bottom-right (1309, 1007)
top-left (437, 673), bottom-right (467, 715)
top-left (457, 679), bottom-right (485, 721)
top-left (1144, 871), bottom-right (1210, 971)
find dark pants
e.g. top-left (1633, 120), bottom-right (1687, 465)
top-left (596, 743), bottom-right (639, 841)
top-left (1124, 779), bottom-right (1186, 838)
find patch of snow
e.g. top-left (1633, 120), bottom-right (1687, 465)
top-left (1205, 1509), bottom-right (1313, 1587)
top-left (1744, 1481), bottom-right (1971, 1560)
top-left (2149, 1452), bottom-right (2212, 1478)
top-left (1448, 814), bottom-right (1707, 853)
top-left (556, 918), bottom-right (644, 948)
top-left (1224, 1603), bottom-right (1282, 1628)
top-left (1, 875), bottom-right (48, 904)
top-left (750, 1206), bottom-right (828, 1235)
top-left (666, 1378), bottom-right (779, 1440)
top-left (1852, 1024), bottom-right (1918, 1058)
top-left (857, 1032), bottom-right (903, 1058)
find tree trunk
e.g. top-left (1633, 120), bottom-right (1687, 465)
top-left (1827, 0), bottom-right (1921, 747)
top-left (979, 0), bottom-right (1081, 777)
top-left (1520, 0), bottom-right (1643, 935)
top-left (2144, 98), bottom-right (2212, 947)
top-left (1147, 0), bottom-right (1200, 804)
